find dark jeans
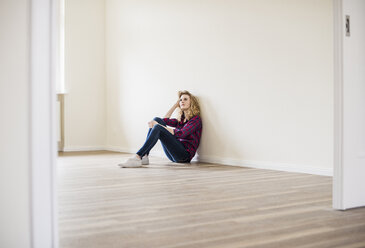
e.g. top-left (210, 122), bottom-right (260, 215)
top-left (137, 117), bottom-right (190, 163)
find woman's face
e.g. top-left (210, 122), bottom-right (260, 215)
top-left (179, 94), bottom-right (191, 111)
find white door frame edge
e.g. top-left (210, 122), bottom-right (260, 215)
top-left (30, 0), bottom-right (58, 247)
top-left (333, 0), bottom-right (345, 210)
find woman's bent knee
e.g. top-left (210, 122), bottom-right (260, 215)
top-left (152, 124), bottom-right (163, 131)
top-left (153, 117), bottom-right (166, 125)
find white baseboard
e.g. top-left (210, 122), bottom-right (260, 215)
top-left (196, 155), bottom-right (333, 176)
top-left (105, 146), bottom-right (135, 154)
top-left (62, 145), bottom-right (333, 176)
top-left (62, 146), bottom-right (107, 152)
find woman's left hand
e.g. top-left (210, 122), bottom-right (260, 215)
top-left (148, 120), bottom-right (158, 128)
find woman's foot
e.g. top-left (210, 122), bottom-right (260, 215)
top-left (119, 155), bottom-right (143, 168)
top-left (141, 155), bottom-right (149, 165)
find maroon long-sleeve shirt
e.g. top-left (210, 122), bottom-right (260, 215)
top-left (163, 115), bottom-right (202, 161)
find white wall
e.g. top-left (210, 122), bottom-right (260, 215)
top-left (64, 0), bottom-right (106, 150)
top-left (342, 0), bottom-right (365, 209)
top-left (106, 0), bottom-right (334, 175)
top-left (0, 0), bottom-right (31, 247)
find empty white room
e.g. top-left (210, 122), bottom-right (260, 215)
top-left (1, 0), bottom-right (365, 248)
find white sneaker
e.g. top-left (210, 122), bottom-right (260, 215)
top-left (119, 156), bottom-right (143, 168)
top-left (142, 155), bottom-right (149, 165)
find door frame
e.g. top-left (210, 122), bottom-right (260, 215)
top-left (30, 0), bottom-right (58, 247)
top-left (333, 0), bottom-right (344, 210)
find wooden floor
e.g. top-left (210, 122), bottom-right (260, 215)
top-left (58, 151), bottom-right (365, 248)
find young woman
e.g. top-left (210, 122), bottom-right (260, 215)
top-left (119, 90), bottom-right (202, 168)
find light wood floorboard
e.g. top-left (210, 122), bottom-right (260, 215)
top-left (58, 151), bottom-right (365, 248)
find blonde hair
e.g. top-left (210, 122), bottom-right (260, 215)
top-left (177, 90), bottom-right (201, 122)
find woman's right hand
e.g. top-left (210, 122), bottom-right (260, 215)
top-left (174, 99), bottom-right (180, 108)
top-left (164, 99), bottom-right (180, 119)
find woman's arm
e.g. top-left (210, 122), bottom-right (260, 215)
top-left (148, 122), bottom-right (175, 135)
top-left (164, 100), bottom-right (180, 118)
top-left (148, 100), bottom-right (180, 131)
